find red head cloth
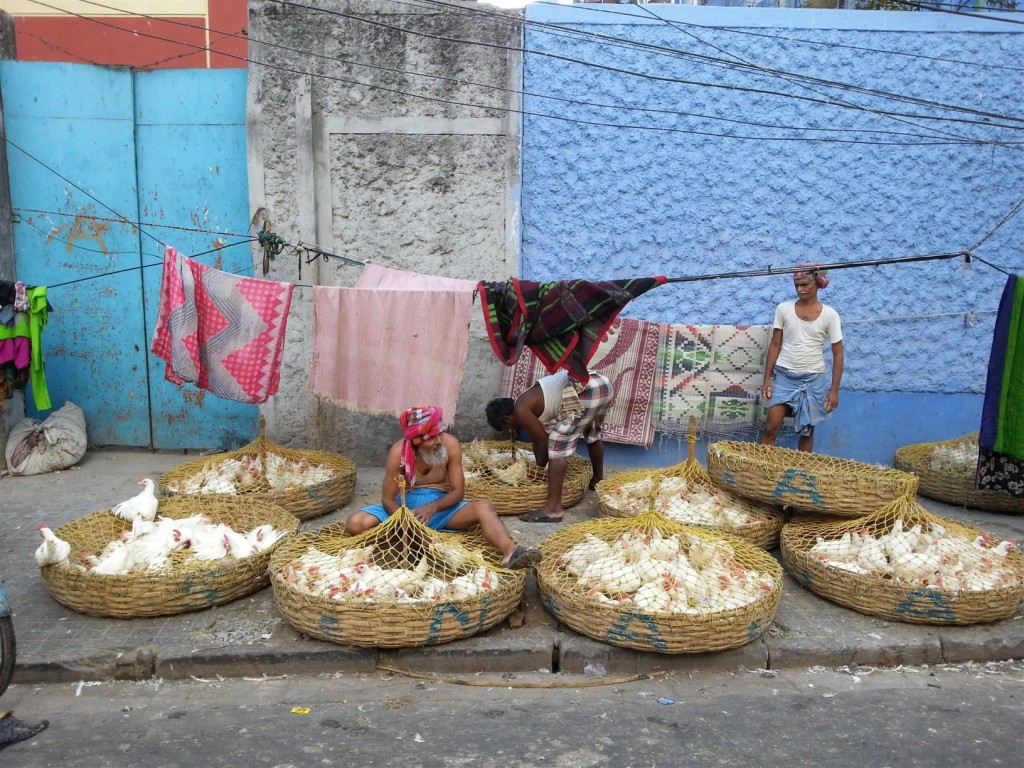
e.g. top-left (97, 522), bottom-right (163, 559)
top-left (793, 263), bottom-right (829, 289)
top-left (399, 406), bottom-right (444, 487)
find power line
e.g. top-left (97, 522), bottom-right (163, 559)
top-left (3, 135), bottom-right (166, 248)
top-left (626, 0), bottom-right (1012, 147)
top-left (7, 205), bottom-right (256, 239)
top-left (276, 0), bottom-right (1024, 129)
top-left (524, 0), bottom-right (1024, 73)
top-left (34, 0), bottom-right (1024, 144)
top-left (397, 0), bottom-right (1024, 126)
top-left (889, 0), bottom-right (1024, 23)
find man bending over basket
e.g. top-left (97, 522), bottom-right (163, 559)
top-left (345, 406), bottom-right (541, 570)
top-left (485, 369), bottom-right (613, 524)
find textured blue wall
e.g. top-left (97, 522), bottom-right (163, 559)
top-left (522, 5), bottom-right (1024, 465)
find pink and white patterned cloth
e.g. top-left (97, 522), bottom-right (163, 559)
top-left (151, 246), bottom-right (294, 404)
top-left (500, 316), bottom-right (661, 448)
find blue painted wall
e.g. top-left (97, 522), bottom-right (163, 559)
top-left (521, 6), bottom-right (1024, 466)
top-left (2, 62), bottom-right (256, 449)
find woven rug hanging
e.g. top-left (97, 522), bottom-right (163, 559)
top-left (780, 495), bottom-right (1024, 625)
top-left (39, 496), bottom-right (299, 618)
top-left (707, 440), bottom-right (918, 518)
top-left (536, 511), bottom-right (783, 654)
top-left (269, 480), bottom-right (527, 648)
top-left (159, 416), bottom-right (357, 521)
top-left (461, 439), bottom-right (592, 515)
top-left (894, 433), bottom-right (1024, 514)
top-left (595, 419), bottom-right (785, 550)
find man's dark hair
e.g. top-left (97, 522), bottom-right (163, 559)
top-left (485, 398), bottom-right (515, 432)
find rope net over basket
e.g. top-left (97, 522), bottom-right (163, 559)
top-left (893, 433), bottom-right (1024, 514)
top-left (41, 496), bottom-right (300, 618)
top-left (159, 417), bottom-right (357, 521)
top-left (461, 439), bottom-right (592, 514)
top-left (708, 440), bottom-right (918, 517)
top-left (536, 511), bottom-right (783, 654)
top-left (269, 484), bottom-right (527, 648)
top-left (780, 496), bottom-right (1024, 625)
top-left (595, 421), bottom-right (786, 550)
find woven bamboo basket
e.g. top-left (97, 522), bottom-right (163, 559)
top-left (159, 418), bottom-right (357, 521)
top-left (270, 503), bottom-right (527, 648)
top-left (537, 511), bottom-right (783, 654)
top-left (893, 433), bottom-right (1024, 514)
top-left (40, 497), bottom-right (300, 618)
top-left (462, 439), bottom-right (592, 515)
top-left (707, 440), bottom-right (918, 518)
top-left (595, 426), bottom-right (785, 550)
top-left (780, 496), bottom-right (1024, 625)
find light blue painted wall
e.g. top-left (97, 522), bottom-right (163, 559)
top-left (522, 5), bottom-right (1024, 466)
top-left (2, 63), bottom-right (256, 449)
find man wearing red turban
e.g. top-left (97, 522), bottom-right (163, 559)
top-left (345, 406), bottom-right (541, 570)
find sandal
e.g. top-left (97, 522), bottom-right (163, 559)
top-left (504, 545), bottom-right (542, 570)
top-left (518, 510), bottom-right (563, 523)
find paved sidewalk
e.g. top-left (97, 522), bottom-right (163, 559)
top-left (1, 447), bottom-right (1022, 685)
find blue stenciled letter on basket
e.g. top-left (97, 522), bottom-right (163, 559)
top-left (772, 468), bottom-right (823, 508)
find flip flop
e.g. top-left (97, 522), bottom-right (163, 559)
top-left (518, 510), bottom-right (563, 524)
top-left (0, 712), bottom-right (49, 750)
top-left (504, 545), bottom-right (542, 570)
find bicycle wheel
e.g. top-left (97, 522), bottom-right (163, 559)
top-left (0, 615), bottom-right (15, 698)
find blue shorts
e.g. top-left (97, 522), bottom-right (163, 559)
top-left (361, 487), bottom-right (468, 532)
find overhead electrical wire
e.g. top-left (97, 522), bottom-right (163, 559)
top-left (9, 0), bottom-right (1022, 283)
top-left (31, 0), bottom-right (1024, 145)
top-left (614, 0), bottom-right (1017, 146)
top-left (522, 0), bottom-right (1024, 73)
top-left (271, 0), bottom-right (1024, 130)
top-left (396, 0), bottom-right (1024, 127)
top-left (888, 0), bottom-right (1024, 23)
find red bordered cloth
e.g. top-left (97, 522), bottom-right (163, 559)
top-left (500, 316), bottom-right (661, 447)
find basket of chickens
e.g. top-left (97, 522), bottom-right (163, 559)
top-left (461, 440), bottom-right (592, 515)
top-left (36, 490), bottom-right (300, 618)
top-left (159, 421), bottom-right (357, 521)
top-left (596, 435), bottom-right (786, 550)
top-left (707, 440), bottom-right (918, 518)
top-left (780, 496), bottom-right (1024, 625)
top-left (536, 511), bottom-right (783, 654)
top-left (893, 433), bottom-right (1024, 514)
top-left (269, 505), bottom-right (527, 648)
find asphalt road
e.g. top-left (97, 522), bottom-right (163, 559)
top-left (2, 660), bottom-right (1022, 767)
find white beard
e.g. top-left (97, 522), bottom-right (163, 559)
top-left (419, 443), bottom-right (448, 468)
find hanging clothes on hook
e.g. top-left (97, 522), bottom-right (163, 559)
top-left (151, 246), bottom-right (294, 404)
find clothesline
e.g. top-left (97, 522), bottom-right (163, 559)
top-left (37, 243), bottom-right (1015, 293)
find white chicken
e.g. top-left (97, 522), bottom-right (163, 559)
top-left (111, 478), bottom-right (159, 523)
top-left (448, 566), bottom-right (496, 600)
top-left (80, 539), bottom-right (133, 575)
top-left (34, 524), bottom-right (72, 567)
top-left (245, 524), bottom-right (288, 553)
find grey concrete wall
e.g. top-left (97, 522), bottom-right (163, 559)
top-left (247, 0), bottom-right (522, 465)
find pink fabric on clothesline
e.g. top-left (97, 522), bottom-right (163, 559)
top-left (308, 286), bottom-right (472, 422)
top-left (500, 316), bottom-right (661, 448)
top-left (150, 246), bottom-right (294, 404)
top-left (355, 264), bottom-right (477, 293)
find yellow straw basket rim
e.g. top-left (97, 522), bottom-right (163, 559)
top-left (39, 497), bottom-right (300, 617)
top-left (268, 504), bottom-right (527, 647)
top-left (779, 496), bottom-right (1024, 624)
top-left (893, 433), bottom-right (1024, 513)
top-left (535, 511), bottom-right (783, 652)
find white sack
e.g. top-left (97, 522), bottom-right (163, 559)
top-left (5, 401), bottom-right (88, 476)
